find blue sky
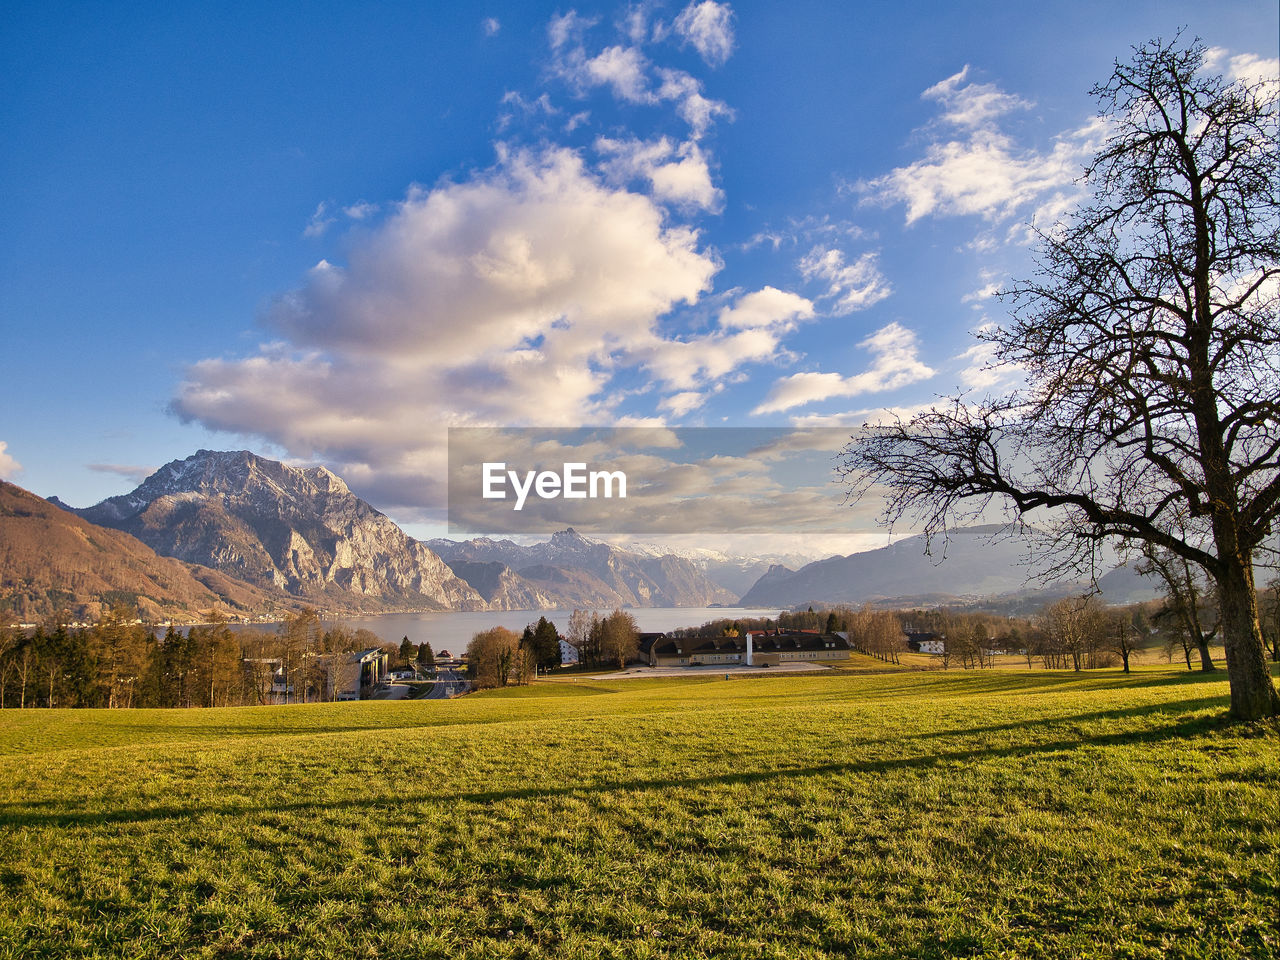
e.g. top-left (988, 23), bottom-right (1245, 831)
top-left (2, 0), bottom-right (1276, 548)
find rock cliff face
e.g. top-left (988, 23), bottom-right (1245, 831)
top-left (429, 528), bottom-right (738, 608)
top-left (77, 450), bottom-right (486, 612)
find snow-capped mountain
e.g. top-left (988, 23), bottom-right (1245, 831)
top-left (426, 528), bottom-right (738, 608)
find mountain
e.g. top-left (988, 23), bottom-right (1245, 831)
top-left (427, 528), bottom-right (739, 608)
top-left (620, 541), bottom-right (814, 597)
top-left (738, 526), bottom-right (1163, 609)
top-left (0, 480), bottom-right (296, 623)
top-left (75, 450), bottom-right (486, 612)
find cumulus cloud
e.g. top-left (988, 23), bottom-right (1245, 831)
top-left (548, 19), bottom-right (731, 138)
top-left (548, 10), bottom-right (598, 51)
top-left (641, 286), bottom-right (813, 389)
top-left (752, 322), bottom-right (935, 415)
top-left (483, 16), bottom-right (501, 37)
top-left (860, 67), bottom-right (1095, 226)
top-left (717, 286), bottom-right (813, 329)
top-left (659, 390), bottom-right (705, 417)
top-left (1205, 47), bottom-right (1280, 88)
top-left (597, 136), bottom-right (721, 210)
top-left (0, 441), bottom-right (21, 479)
top-left (673, 1), bottom-right (735, 67)
top-left (174, 147), bottom-right (822, 511)
top-left (584, 45), bottom-right (655, 102)
top-left (799, 248), bottom-right (892, 314)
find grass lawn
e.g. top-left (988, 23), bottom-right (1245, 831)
top-left (1, 667), bottom-right (1277, 958)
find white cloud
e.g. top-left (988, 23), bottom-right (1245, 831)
top-left (343, 201), bottom-right (379, 220)
top-left (641, 286), bottom-right (813, 389)
top-left (173, 147), bottom-right (752, 510)
top-left (788, 403), bottom-right (939, 428)
top-left (548, 11), bottom-right (598, 51)
top-left (1205, 47), bottom-right (1280, 88)
top-left (923, 66), bottom-right (1031, 129)
top-left (584, 45), bottom-right (655, 102)
top-left (860, 69), bottom-right (1097, 226)
top-left (87, 462), bottom-right (156, 485)
top-left (597, 136), bottom-right (721, 210)
top-left (799, 247), bottom-right (892, 313)
top-left (673, 1), bottom-right (735, 67)
top-left (656, 68), bottom-right (733, 137)
top-left (303, 201), bottom-right (335, 238)
top-left (547, 19), bottom-right (731, 139)
top-left (0, 441), bottom-right (21, 479)
top-left (658, 391), bottom-right (705, 417)
top-left (483, 17), bottom-right (501, 37)
top-left (951, 323), bottom-right (1024, 394)
top-left (717, 286), bottom-right (813, 329)
top-left (864, 131), bottom-right (1087, 225)
top-left (752, 322), bottom-right (935, 415)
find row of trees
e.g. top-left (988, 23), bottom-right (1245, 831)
top-left (464, 609), bottom-right (642, 688)
top-left (668, 577), bottom-right (1280, 675)
top-left (0, 607), bottom-right (397, 708)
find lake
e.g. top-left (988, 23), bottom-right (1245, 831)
top-left (335, 607), bottom-right (784, 652)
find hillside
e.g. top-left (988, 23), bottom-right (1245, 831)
top-left (75, 450), bottom-right (486, 613)
top-left (0, 480), bottom-right (295, 623)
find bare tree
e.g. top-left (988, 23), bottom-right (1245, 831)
top-left (1261, 577), bottom-right (1280, 663)
top-left (1139, 543), bottom-right (1217, 671)
top-left (565, 608), bottom-right (597, 667)
top-left (841, 38), bottom-right (1280, 719)
top-left (598, 609), bottom-right (639, 670)
top-left (466, 627), bottom-right (520, 688)
top-left (1038, 595), bottom-right (1108, 672)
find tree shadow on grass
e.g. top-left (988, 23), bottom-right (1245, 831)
top-left (0, 694), bottom-right (1241, 830)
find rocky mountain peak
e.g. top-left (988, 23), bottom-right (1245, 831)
top-left (73, 450), bottom-right (486, 612)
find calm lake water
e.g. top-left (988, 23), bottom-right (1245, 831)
top-left (336, 607), bottom-right (784, 652)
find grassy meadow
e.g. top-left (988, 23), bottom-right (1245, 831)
top-left (1, 666), bottom-right (1277, 959)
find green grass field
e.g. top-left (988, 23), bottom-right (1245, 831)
top-left (2, 667), bottom-right (1277, 959)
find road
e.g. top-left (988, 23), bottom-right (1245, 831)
top-left (425, 667), bottom-right (470, 699)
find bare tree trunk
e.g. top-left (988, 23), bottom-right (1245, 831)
top-left (1196, 638), bottom-right (1214, 672)
top-left (1216, 557), bottom-right (1280, 720)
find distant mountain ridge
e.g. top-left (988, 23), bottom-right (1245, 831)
top-left (426, 528), bottom-right (738, 608)
top-left (0, 480), bottom-right (297, 623)
top-left (738, 525), bottom-right (1162, 609)
top-left (75, 450), bottom-right (485, 613)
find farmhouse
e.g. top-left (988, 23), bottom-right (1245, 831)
top-left (904, 629), bottom-right (946, 655)
top-left (647, 630), bottom-right (851, 667)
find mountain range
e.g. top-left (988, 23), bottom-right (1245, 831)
top-left (739, 525), bottom-right (1161, 610)
top-left (4, 449), bottom-right (1167, 624)
top-left (426, 529), bottom-right (738, 608)
top-left (43, 450), bottom-right (737, 617)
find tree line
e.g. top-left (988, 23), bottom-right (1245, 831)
top-left (464, 609), bottom-right (641, 689)
top-left (0, 607), bottom-right (400, 708)
top-left (668, 577), bottom-right (1280, 675)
